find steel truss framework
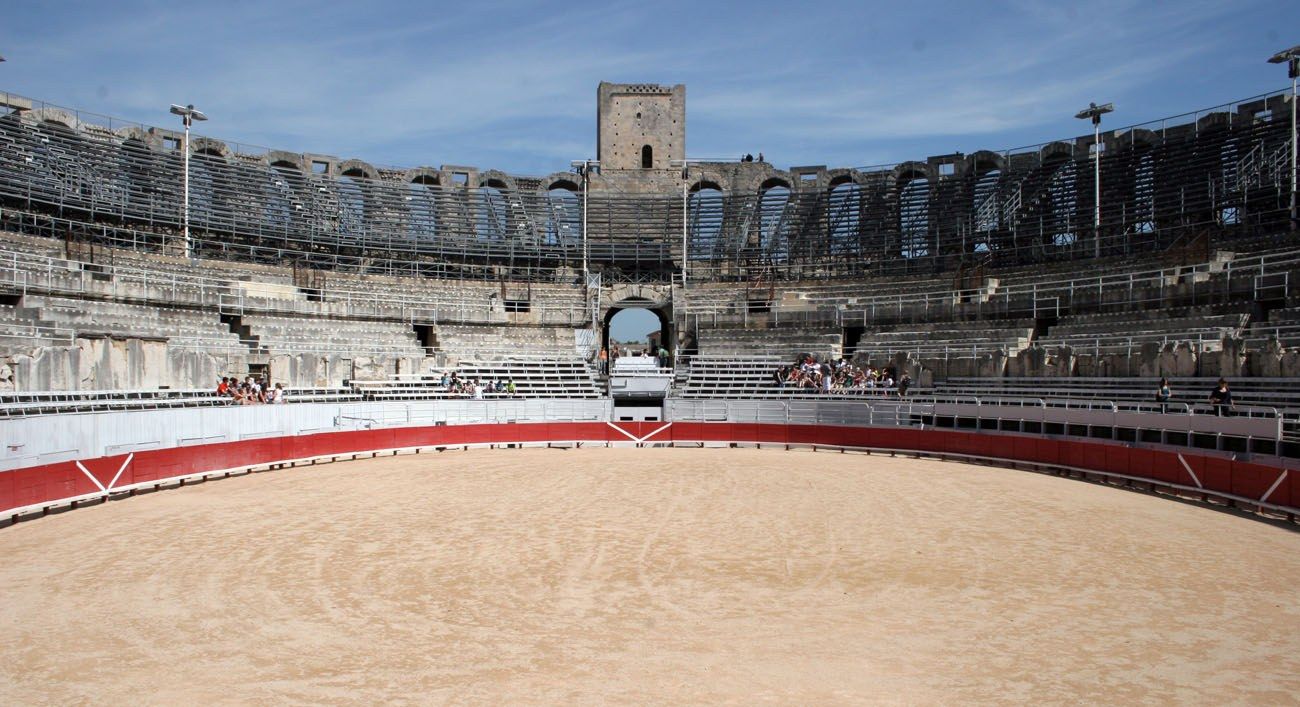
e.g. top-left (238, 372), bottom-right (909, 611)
top-left (0, 89), bottom-right (1294, 284)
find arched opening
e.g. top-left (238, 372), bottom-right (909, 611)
top-left (757, 179), bottom-right (791, 262)
top-left (898, 173), bottom-right (930, 258)
top-left (1132, 147), bottom-right (1156, 233)
top-left (688, 182), bottom-right (724, 265)
top-left (546, 184), bottom-right (580, 248)
top-left (602, 302), bottom-right (672, 365)
top-left (476, 181), bottom-right (509, 243)
top-left (641, 145), bottom-right (653, 169)
top-left (119, 137), bottom-right (157, 221)
top-left (336, 170), bottom-right (368, 244)
top-left (971, 167), bottom-right (1002, 252)
top-left (827, 179), bottom-right (861, 256)
top-left (1044, 155), bottom-right (1078, 247)
top-left (407, 176), bottom-right (439, 247)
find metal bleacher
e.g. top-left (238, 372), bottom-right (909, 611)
top-left (352, 356), bottom-right (602, 401)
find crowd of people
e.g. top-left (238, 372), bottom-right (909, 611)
top-left (216, 376), bottom-right (285, 404)
top-left (774, 355), bottom-right (912, 396)
top-left (432, 372), bottom-right (517, 398)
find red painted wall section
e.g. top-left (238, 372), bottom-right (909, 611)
top-left (1, 423), bottom-right (1295, 517)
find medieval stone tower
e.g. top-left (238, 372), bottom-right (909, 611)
top-left (596, 82), bottom-right (685, 173)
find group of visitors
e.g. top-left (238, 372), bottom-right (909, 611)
top-left (1159, 379), bottom-right (1237, 415)
top-left (774, 355), bottom-right (912, 396)
top-left (217, 376), bottom-right (284, 405)
top-left (1157, 377), bottom-right (1237, 416)
top-left (435, 372), bottom-right (516, 398)
top-left (597, 345), bottom-right (671, 375)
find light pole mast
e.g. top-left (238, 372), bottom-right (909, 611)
top-left (169, 103), bottom-right (208, 257)
top-left (1269, 45), bottom-right (1300, 229)
top-left (1075, 102), bottom-right (1114, 258)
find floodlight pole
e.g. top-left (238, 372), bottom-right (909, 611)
top-left (572, 159), bottom-right (597, 281)
top-left (1076, 102), bottom-right (1113, 258)
top-left (1269, 46), bottom-right (1300, 229)
top-left (673, 160), bottom-right (689, 289)
top-left (170, 103), bottom-right (208, 257)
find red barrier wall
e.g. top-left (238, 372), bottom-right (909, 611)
top-left (2, 422), bottom-right (1295, 518)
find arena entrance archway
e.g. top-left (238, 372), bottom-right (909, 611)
top-left (602, 297), bottom-right (672, 361)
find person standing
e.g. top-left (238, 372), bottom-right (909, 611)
top-left (598, 347), bottom-right (609, 376)
top-left (1155, 377), bottom-right (1172, 412)
top-left (1208, 378), bottom-right (1234, 417)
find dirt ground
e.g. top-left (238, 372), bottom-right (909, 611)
top-left (2, 446), bottom-right (1299, 705)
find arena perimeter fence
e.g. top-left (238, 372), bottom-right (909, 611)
top-left (2, 397), bottom-right (1296, 524)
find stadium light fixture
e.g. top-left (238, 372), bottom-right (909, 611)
top-left (1075, 102), bottom-right (1113, 258)
top-left (169, 103), bottom-right (208, 257)
top-left (570, 159), bottom-right (599, 283)
top-left (1269, 45), bottom-right (1300, 229)
top-left (671, 160), bottom-right (691, 287)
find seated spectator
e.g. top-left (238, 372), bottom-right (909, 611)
top-left (217, 377), bottom-right (230, 396)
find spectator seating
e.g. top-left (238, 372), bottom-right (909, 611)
top-left (933, 376), bottom-right (1300, 410)
top-left (0, 386), bottom-right (360, 417)
top-left (435, 325), bottom-right (580, 358)
top-left (353, 356), bottom-right (601, 400)
top-left (677, 355), bottom-right (922, 399)
top-left (22, 295), bottom-right (241, 348)
top-left (1038, 306), bottom-right (1249, 353)
top-left (242, 314), bottom-right (426, 356)
top-left (696, 328), bottom-right (842, 357)
top-left (850, 319), bottom-right (1034, 358)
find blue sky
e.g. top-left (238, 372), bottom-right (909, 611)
top-left (3, 0), bottom-right (1297, 339)
top-left (3, 0), bottom-right (1297, 176)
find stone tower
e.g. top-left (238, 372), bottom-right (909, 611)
top-left (596, 82), bottom-right (685, 172)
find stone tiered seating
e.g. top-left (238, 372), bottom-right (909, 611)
top-left (696, 327), bottom-right (842, 357)
top-left (0, 386), bottom-right (361, 417)
top-left (851, 319), bottom-right (1034, 357)
top-left (354, 356), bottom-right (600, 399)
top-left (0, 303), bottom-right (69, 350)
top-left (934, 376), bottom-right (1300, 411)
top-left (678, 355), bottom-right (920, 400)
top-left (1247, 304), bottom-right (1300, 349)
top-left (436, 325), bottom-right (579, 358)
top-left (1039, 306), bottom-right (1249, 353)
top-left (243, 314), bottom-right (425, 356)
top-left (25, 296), bottom-right (241, 347)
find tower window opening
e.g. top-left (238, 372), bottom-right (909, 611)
top-left (641, 145), bottom-right (653, 169)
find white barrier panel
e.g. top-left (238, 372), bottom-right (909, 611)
top-left (0, 399), bottom-right (612, 472)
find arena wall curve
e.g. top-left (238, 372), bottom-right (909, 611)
top-left (3, 402), bottom-right (1296, 523)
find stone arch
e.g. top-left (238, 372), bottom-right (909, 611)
top-left (476, 169), bottom-right (516, 191)
top-left (1195, 111), bottom-right (1232, 133)
top-left (1123, 128), bottom-right (1159, 150)
top-left (827, 172), bottom-right (857, 189)
top-left (688, 179), bottom-right (723, 193)
top-left (337, 159), bottom-right (377, 179)
top-left (1038, 141), bottom-right (1076, 162)
top-left (967, 150), bottom-right (1004, 175)
top-left (114, 126), bottom-right (159, 150)
top-left (190, 137), bottom-right (230, 159)
top-left (759, 176), bottom-right (791, 192)
top-left (24, 107), bottom-right (80, 131)
top-left (546, 178), bottom-right (581, 192)
top-left (266, 151), bottom-right (307, 172)
top-left (893, 161), bottom-right (931, 183)
top-left (404, 167), bottom-right (441, 185)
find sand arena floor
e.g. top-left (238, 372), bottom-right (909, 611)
top-left (2, 446), bottom-right (1300, 704)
